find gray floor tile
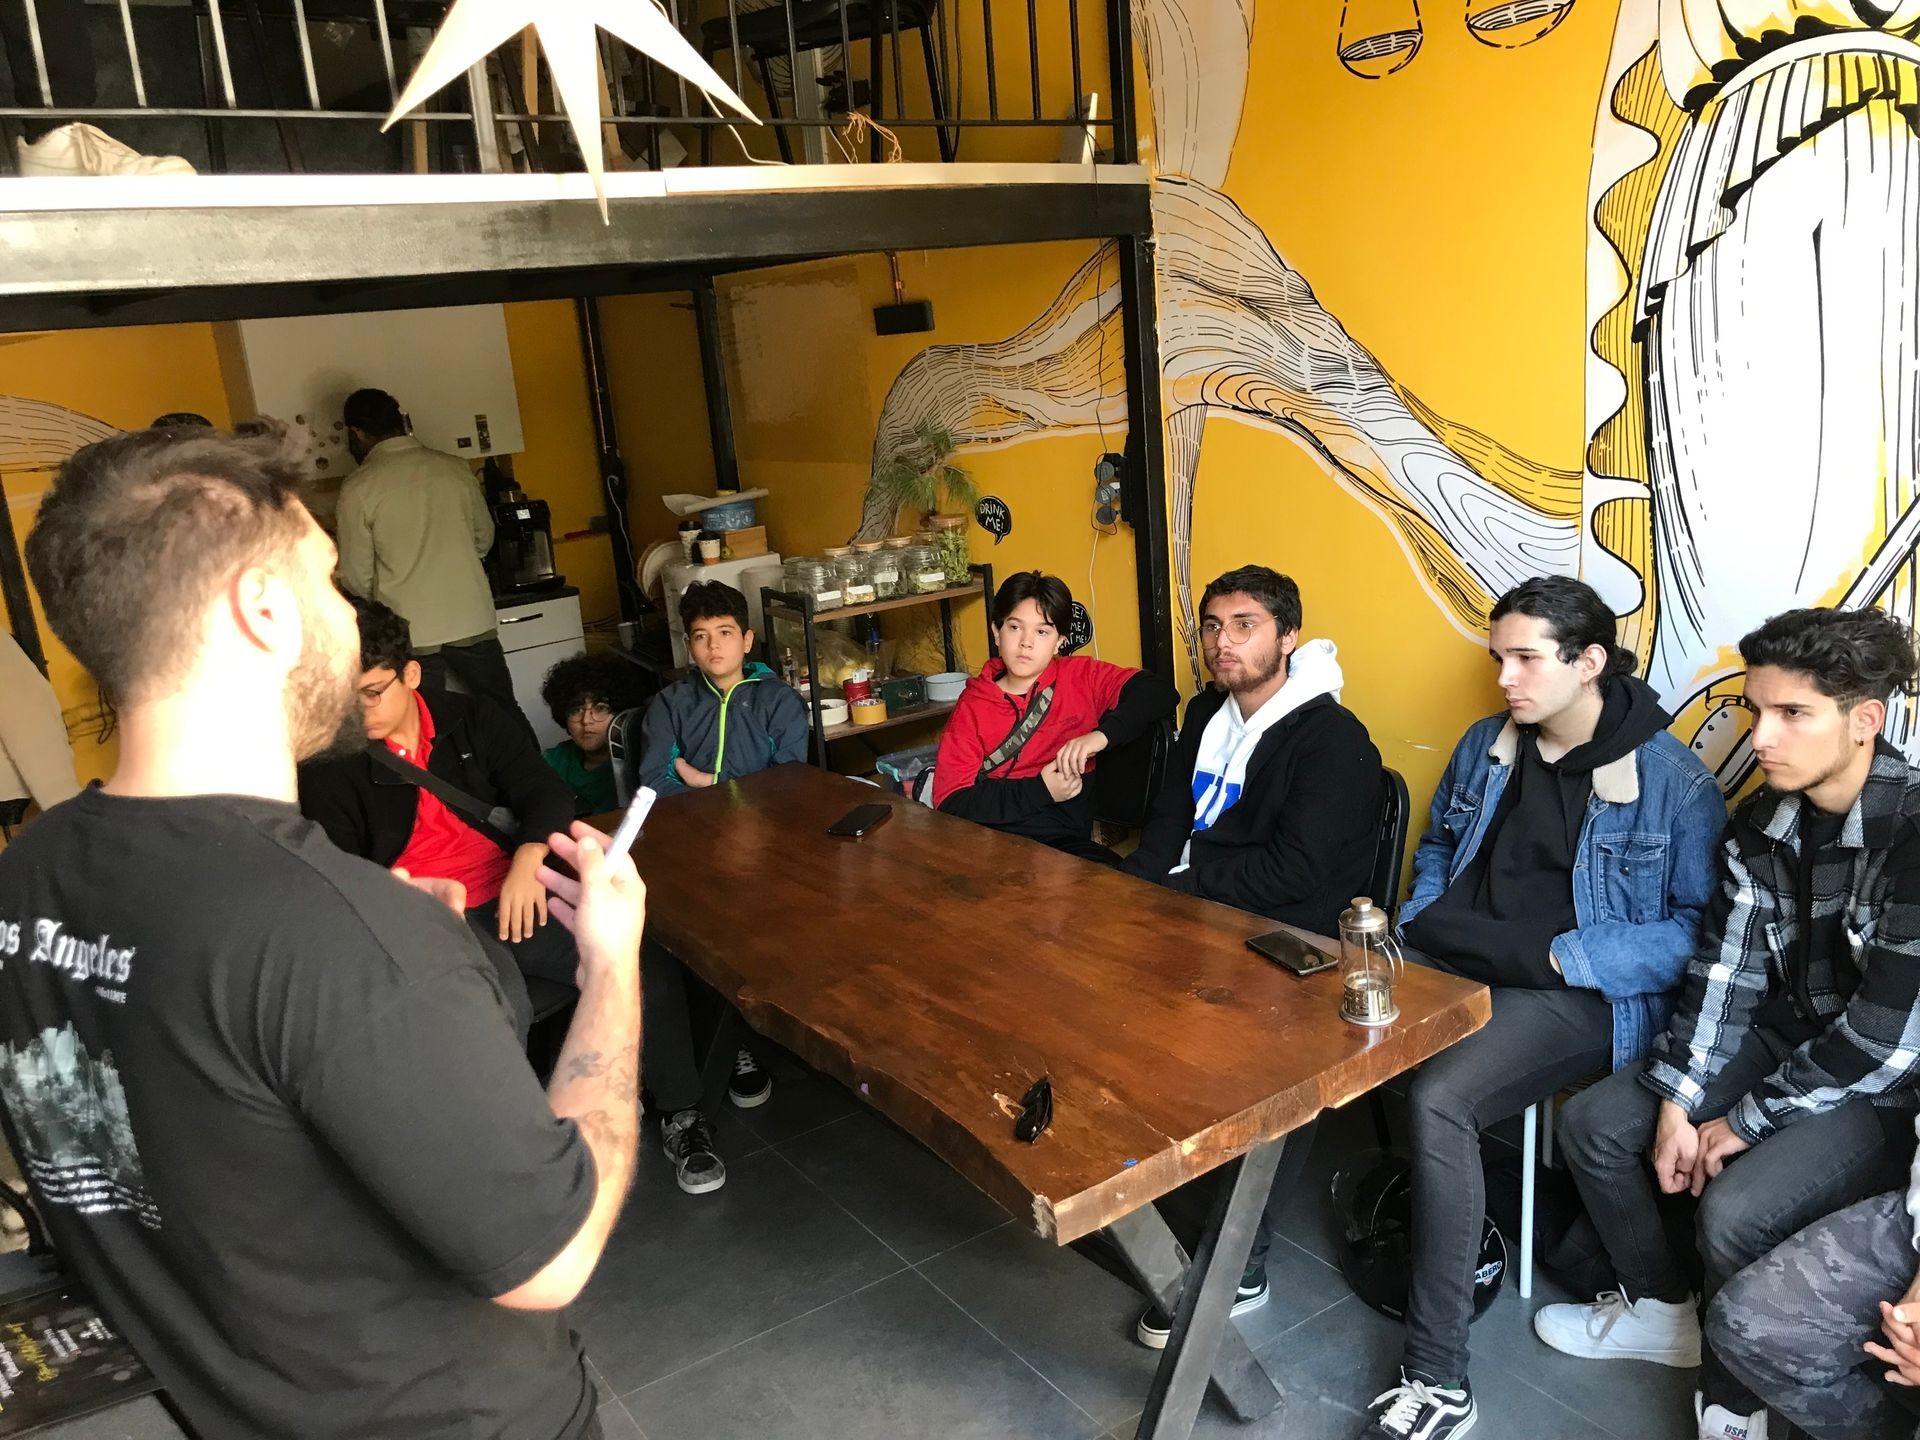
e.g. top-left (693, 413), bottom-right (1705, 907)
top-left (623, 1269), bottom-right (1105, 1440)
top-left (917, 1221), bottom-right (1159, 1428)
top-left (916, 1218), bottom-right (1346, 1429)
top-left (782, 1109), bottom-right (1011, 1263)
top-left (1105, 1385), bottom-right (1367, 1440)
top-left (572, 1145), bottom-right (904, 1395)
top-left (596, 1400), bottom-right (648, 1440)
top-left (38, 1397), bottom-right (187, 1440)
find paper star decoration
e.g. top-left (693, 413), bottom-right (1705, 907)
top-left (385, 0), bottom-right (758, 218)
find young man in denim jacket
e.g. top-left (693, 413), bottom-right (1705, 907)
top-left (1356, 576), bottom-right (1727, 1440)
top-left (1540, 608), bottom-right (1920, 1440)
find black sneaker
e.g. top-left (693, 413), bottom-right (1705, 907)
top-left (1135, 1264), bottom-right (1269, 1349)
top-left (661, 1108), bottom-right (726, 1195)
top-left (1360, 1370), bottom-right (1476, 1439)
top-left (727, 1049), bottom-right (773, 1109)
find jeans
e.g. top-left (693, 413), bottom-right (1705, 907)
top-left (418, 635), bottom-right (535, 745)
top-left (1560, 1031), bottom-right (1909, 1411)
top-left (1708, 1190), bottom-right (1920, 1440)
top-left (1155, 1117), bottom-right (1321, 1277)
top-left (1401, 982), bottom-right (1615, 1381)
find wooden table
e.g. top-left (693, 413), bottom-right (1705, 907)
top-left (596, 766), bottom-right (1489, 1438)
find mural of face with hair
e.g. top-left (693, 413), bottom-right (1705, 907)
top-left (867, 0), bottom-right (1920, 796)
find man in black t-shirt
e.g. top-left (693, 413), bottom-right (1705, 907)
top-left (0, 428), bottom-right (644, 1439)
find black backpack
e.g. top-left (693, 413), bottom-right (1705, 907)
top-left (1333, 1149), bottom-right (1507, 1322)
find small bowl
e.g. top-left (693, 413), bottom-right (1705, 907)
top-left (818, 698), bottom-right (850, 727)
top-left (925, 671), bottom-right (969, 703)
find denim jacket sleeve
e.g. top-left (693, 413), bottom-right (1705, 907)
top-left (1397, 729), bottom-right (1478, 934)
top-left (1553, 767), bottom-right (1727, 1003)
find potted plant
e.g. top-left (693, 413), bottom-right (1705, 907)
top-left (864, 420), bottom-right (978, 533)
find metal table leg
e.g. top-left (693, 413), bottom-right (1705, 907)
top-left (1105, 1136), bottom-right (1288, 1438)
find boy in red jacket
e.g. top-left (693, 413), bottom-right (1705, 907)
top-left (931, 571), bottom-right (1175, 861)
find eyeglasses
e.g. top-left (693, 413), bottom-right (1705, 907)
top-left (1014, 1076), bottom-right (1053, 1144)
top-left (568, 702), bottom-right (615, 723)
top-left (1199, 615), bottom-right (1273, 643)
top-left (358, 674), bottom-right (402, 707)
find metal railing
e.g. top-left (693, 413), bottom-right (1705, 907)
top-left (0, 0), bottom-right (1130, 176)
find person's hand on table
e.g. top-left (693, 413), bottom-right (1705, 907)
top-left (537, 822), bottom-right (645, 984)
top-left (1867, 1267), bottom-right (1920, 1386)
top-left (673, 756), bottom-right (715, 789)
top-left (497, 843), bottom-right (550, 942)
top-left (392, 867), bottom-right (466, 917)
top-left (1653, 1101), bottom-right (1700, 1195)
top-left (1041, 756), bottom-right (1083, 803)
top-left (1054, 731), bottom-right (1109, 779)
top-left (1688, 1116), bottom-right (1750, 1195)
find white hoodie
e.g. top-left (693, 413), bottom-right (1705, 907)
top-left (1174, 639), bottom-right (1346, 872)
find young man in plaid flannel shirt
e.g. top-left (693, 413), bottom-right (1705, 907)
top-left (1537, 607), bottom-right (1920, 1440)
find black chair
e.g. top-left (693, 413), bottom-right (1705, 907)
top-left (1366, 766), bottom-right (1411, 1146)
top-left (1367, 766), bottom-right (1412, 916)
top-left (606, 707), bottom-right (643, 807)
top-left (1092, 718), bottom-right (1174, 831)
top-left (698, 0), bottom-right (955, 165)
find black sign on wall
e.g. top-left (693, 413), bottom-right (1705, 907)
top-left (974, 495), bottom-right (1012, 545)
top-left (1061, 602), bottom-right (1094, 655)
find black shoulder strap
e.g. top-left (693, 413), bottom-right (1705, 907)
top-left (978, 682), bottom-right (1057, 779)
top-left (366, 744), bottom-right (516, 852)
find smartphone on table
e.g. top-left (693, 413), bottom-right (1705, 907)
top-left (1246, 928), bottom-right (1338, 977)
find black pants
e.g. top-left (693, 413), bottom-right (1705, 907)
top-left (639, 938), bottom-right (706, 1116)
top-left (1401, 981), bottom-right (1615, 1380)
top-left (1560, 1031), bottom-right (1908, 1412)
top-left (418, 635), bottom-right (536, 745)
top-left (1156, 1116), bottom-right (1321, 1277)
top-left (0, 0), bottom-right (94, 137)
top-left (466, 898), bottom-right (579, 1044)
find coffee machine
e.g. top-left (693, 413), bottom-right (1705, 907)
top-left (483, 458), bottom-right (560, 594)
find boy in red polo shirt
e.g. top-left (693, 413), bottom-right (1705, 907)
top-left (301, 598), bottom-right (728, 1196)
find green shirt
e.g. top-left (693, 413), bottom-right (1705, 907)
top-left (542, 740), bottom-right (618, 814)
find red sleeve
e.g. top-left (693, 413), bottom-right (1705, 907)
top-left (930, 692), bottom-right (995, 809)
top-left (1077, 657), bottom-right (1139, 716)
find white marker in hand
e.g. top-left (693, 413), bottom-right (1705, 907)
top-left (606, 786), bottom-right (658, 860)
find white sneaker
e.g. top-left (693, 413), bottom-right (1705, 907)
top-left (16, 123), bottom-right (195, 178)
top-left (1532, 1290), bottom-right (1701, 1367)
top-left (1696, 1393), bottom-right (1768, 1440)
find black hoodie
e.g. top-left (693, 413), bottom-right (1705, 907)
top-left (1403, 676), bottom-right (1671, 989)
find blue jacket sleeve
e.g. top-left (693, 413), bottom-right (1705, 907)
top-left (637, 694), bottom-right (687, 797)
top-left (1552, 768), bottom-right (1727, 1002)
top-left (766, 685), bottom-right (811, 767)
top-left (1397, 732), bottom-right (1473, 934)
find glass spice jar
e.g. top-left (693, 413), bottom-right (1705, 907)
top-left (927, 514), bottom-right (972, 586)
top-left (859, 539), bottom-right (903, 599)
top-left (832, 549), bottom-right (874, 607)
top-left (903, 542), bottom-right (947, 594)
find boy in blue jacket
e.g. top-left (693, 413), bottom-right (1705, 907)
top-left (1356, 576), bottom-right (1726, 1440)
top-left (638, 581), bottom-right (809, 794)
top-left (629, 582), bottom-right (808, 1190)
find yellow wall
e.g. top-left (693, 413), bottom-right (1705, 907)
top-left (0, 303), bottom-right (620, 783)
top-left (601, 242), bottom-right (1142, 684)
top-left (1178, 3), bottom-right (1617, 818)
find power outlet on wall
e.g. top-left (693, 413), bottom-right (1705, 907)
top-left (1094, 452), bottom-right (1125, 525)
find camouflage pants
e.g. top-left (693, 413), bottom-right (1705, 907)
top-left (1707, 1191), bottom-right (1920, 1440)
